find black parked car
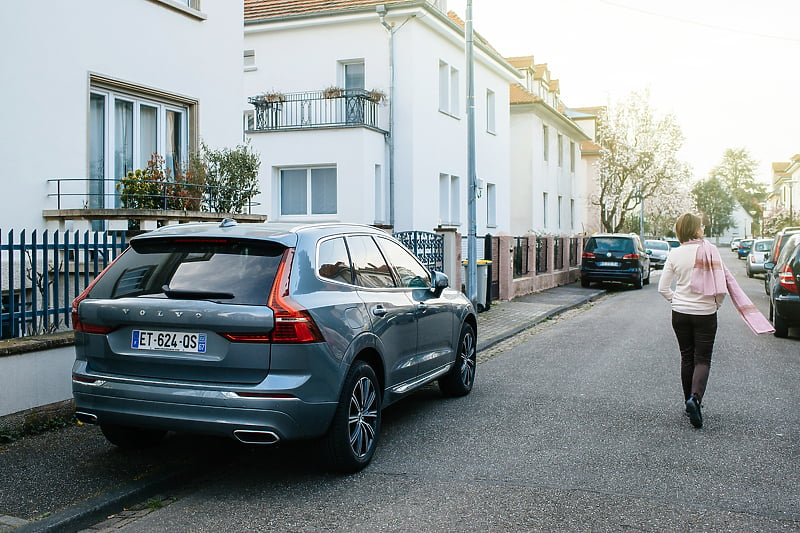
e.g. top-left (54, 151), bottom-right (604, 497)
top-left (580, 233), bottom-right (650, 289)
top-left (764, 227), bottom-right (800, 295)
top-left (765, 233), bottom-right (800, 338)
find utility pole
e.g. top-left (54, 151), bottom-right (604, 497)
top-left (465, 0), bottom-right (477, 307)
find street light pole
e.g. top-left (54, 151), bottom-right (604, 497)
top-left (465, 0), bottom-right (478, 307)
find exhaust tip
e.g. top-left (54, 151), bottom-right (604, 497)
top-left (233, 429), bottom-right (280, 445)
top-left (75, 411), bottom-right (98, 424)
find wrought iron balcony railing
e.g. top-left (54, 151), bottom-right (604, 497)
top-left (248, 89), bottom-right (387, 132)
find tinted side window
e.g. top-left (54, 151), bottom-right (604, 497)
top-left (376, 237), bottom-right (431, 288)
top-left (90, 239), bottom-right (284, 305)
top-left (346, 235), bottom-right (395, 289)
top-left (777, 235), bottom-right (800, 267)
top-left (317, 237), bottom-right (353, 284)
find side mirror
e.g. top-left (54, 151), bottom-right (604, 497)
top-left (646, 249), bottom-right (652, 255)
top-left (764, 262), bottom-right (775, 271)
top-left (431, 271), bottom-right (449, 295)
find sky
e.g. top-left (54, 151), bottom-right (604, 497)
top-left (447, 0), bottom-right (800, 187)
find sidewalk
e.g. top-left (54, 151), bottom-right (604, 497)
top-left (0, 282), bottom-right (605, 533)
top-left (476, 282), bottom-right (606, 351)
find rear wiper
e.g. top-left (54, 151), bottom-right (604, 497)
top-left (162, 285), bottom-right (234, 300)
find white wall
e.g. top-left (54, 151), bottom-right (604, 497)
top-left (247, 128), bottom-right (386, 225)
top-left (1, 0), bottom-right (244, 231)
top-left (0, 347), bottom-right (74, 417)
top-left (510, 105), bottom-right (587, 236)
top-left (244, 6), bottom-right (518, 234)
top-left (395, 14), bottom-right (514, 234)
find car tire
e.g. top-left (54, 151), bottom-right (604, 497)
top-left (322, 361), bottom-right (381, 473)
top-left (773, 306), bottom-right (789, 338)
top-left (581, 278), bottom-right (590, 288)
top-left (643, 268), bottom-right (650, 285)
top-left (746, 267), bottom-right (753, 278)
top-left (633, 270), bottom-right (643, 290)
top-left (100, 423), bottom-right (166, 449)
top-left (439, 322), bottom-right (477, 397)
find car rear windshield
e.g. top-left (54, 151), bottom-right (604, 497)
top-left (88, 238), bottom-right (286, 305)
top-left (645, 241), bottom-right (669, 250)
top-left (585, 237), bottom-right (635, 254)
top-left (753, 241), bottom-right (772, 252)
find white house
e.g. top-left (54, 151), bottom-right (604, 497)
top-left (242, 0), bottom-right (521, 234)
top-left (506, 57), bottom-right (591, 236)
top-left (1, 0), bottom-right (246, 232)
top-left (767, 157), bottom-right (800, 227)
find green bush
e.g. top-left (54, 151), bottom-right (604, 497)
top-left (201, 142), bottom-right (261, 214)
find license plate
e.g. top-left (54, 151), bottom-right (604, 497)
top-left (596, 262), bottom-right (620, 267)
top-left (132, 330), bottom-right (207, 353)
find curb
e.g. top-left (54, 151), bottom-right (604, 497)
top-left (13, 465), bottom-right (198, 533)
top-left (476, 290), bottom-right (605, 352)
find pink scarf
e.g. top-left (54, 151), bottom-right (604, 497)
top-left (689, 239), bottom-right (775, 335)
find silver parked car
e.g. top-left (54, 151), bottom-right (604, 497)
top-left (746, 238), bottom-right (773, 277)
top-left (644, 239), bottom-right (670, 270)
top-left (72, 221), bottom-right (477, 473)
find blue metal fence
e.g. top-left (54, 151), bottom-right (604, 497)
top-left (1, 230), bottom-right (127, 339)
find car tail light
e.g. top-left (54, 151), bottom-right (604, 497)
top-left (622, 253), bottom-right (639, 260)
top-left (779, 264), bottom-right (798, 293)
top-left (582, 252), bottom-right (595, 259)
top-left (749, 255), bottom-right (756, 264)
top-left (71, 257), bottom-right (122, 334)
top-left (266, 248), bottom-right (324, 343)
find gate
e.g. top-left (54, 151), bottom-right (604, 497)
top-left (394, 231), bottom-right (444, 272)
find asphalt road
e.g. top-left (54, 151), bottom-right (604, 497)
top-left (104, 249), bottom-right (800, 532)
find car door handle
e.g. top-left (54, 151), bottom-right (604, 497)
top-left (372, 305), bottom-right (387, 317)
top-left (416, 302), bottom-right (427, 312)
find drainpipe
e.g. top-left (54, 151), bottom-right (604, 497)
top-left (377, 4), bottom-right (395, 228)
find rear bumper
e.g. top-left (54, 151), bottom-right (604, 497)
top-left (580, 267), bottom-right (642, 283)
top-left (72, 343), bottom-right (344, 442)
top-left (73, 386), bottom-right (336, 441)
top-left (774, 296), bottom-right (800, 324)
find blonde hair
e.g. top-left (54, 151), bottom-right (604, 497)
top-left (675, 213), bottom-right (702, 243)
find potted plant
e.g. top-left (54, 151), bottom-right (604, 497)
top-left (367, 89), bottom-right (387, 104)
top-left (253, 91), bottom-right (285, 106)
top-left (323, 86), bottom-right (344, 98)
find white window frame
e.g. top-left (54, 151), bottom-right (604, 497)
top-left (438, 173), bottom-right (461, 226)
top-left (543, 192), bottom-right (549, 228)
top-left (558, 134), bottom-right (564, 168)
top-left (558, 195), bottom-right (563, 229)
top-left (486, 182), bottom-right (496, 227)
top-left (570, 141), bottom-right (576, 174)
top-left (486, 89), bottom-right (496, 134)
top-left (244, 49), bottom-right (256, 72)
top-left (277, 166), bottom-right (338, 219)
top-left (570, 199), bottom-right (575, 230)
top-left (89, 84), bottom-right (190, 210)
top-left (439, 60), bottom-right (460, 118)
top-left (543, 125), bottom-right (549, 162)
top-left (340, 59), bottom-right (366, 91)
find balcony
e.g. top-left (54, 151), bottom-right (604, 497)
top-left (44, 179), bottom-right (267, 230)
top-left (248, 89), bottom-right (388, 133)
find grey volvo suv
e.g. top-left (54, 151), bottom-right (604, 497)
top-left (72, 220), bottom-right (477, 472)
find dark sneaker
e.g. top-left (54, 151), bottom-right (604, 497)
top-left (685, 396), bottom-right (703, 428)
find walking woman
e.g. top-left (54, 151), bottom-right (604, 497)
top-left (658, 213), bottom-right (773, 429)
top-left (658, 213), bottom-right (721, 428)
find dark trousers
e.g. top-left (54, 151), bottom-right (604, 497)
top-left (671, 310), bottom-right (717, 404)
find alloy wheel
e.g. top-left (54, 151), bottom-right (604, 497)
top-left (348, 376), bottom-right (378, 459)
top-left (458, 328), bottom-right (477, 388)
